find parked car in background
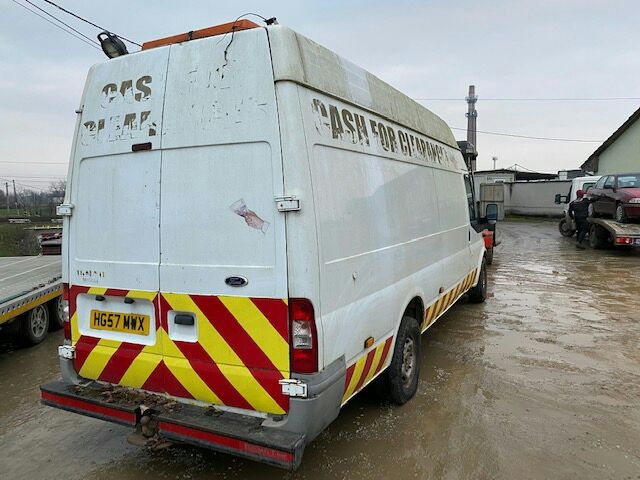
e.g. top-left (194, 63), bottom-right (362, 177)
top-left (587, 173), bottom-right (640, 223)
top-left (555, 175), bottom-right (601, 237)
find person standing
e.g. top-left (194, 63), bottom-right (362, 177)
top-left (568, 189), bottom-right (590, 249)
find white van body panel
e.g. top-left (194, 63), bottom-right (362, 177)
top-left (292, 87), bottom-right (472, 367)
top-left (67, 47), bottom-right (169, 292)
top-left (158, 30), bottom-right (287, 298)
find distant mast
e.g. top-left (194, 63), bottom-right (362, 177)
top-left (466, 85), bottom-right (478, 172)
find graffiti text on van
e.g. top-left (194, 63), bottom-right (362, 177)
top-left (311, 98), bottom-right (456, 169)
top-left (81, 76), bottom-right (156, 146)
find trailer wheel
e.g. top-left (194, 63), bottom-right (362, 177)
top-left (615, 204), bottom-right (628, 223)
top-left (19, 304), bottom-right (50, 346)
top-left (468, 260), bottom-right (487, 303)
top-left (589, 224), bottom-right (606, 249)
top-left (48, 296), bottom-right (65, 331)
top-left (559, 218), bottom-right (575, 237)
top-left (378, 315), bottom-right (421, 405)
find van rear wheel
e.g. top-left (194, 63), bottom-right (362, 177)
top-left (468, 260), bottom-right (487, 303)
top-left (378, 315), bottom-right (421, 405)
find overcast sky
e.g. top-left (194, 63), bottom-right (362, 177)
top-left (1, 0), bottom-right (639, 191)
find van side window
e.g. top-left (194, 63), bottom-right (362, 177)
top-left (463, 175), bottom-right (476, 222)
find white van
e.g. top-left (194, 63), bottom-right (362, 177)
top-left (42, 20), bottom-right (493, 469)
top-left (555, 175), bottom-right (601, 236)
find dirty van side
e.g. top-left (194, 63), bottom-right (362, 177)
top-left (42, 21), bottom-right (488, 470)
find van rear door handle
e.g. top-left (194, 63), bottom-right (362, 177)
top-left (175, 314), bottom-right (195, 326)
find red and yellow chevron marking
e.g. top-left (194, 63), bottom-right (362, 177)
top-left (69, 286), bottom-right (289, 415)
top-left (422, 268), bottom-right (478, 331)
top-left (341, 336), bottom-right (394, 405)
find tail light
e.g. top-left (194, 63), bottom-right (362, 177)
top-left (289, 298), bottom-right (318, 374)
top-left (62, 283), bottom-right (71, 342)
top-left (615, 236), bottom-right (633, 245)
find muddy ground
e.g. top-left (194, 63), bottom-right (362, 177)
top-left (1, 219), bottom-right (638, 479)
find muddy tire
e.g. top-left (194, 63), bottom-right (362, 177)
top-left (589, 224), bottom-right (606, 249)
top-left (378, 315), bottom-right (421, 405)
top-left (468, 260), bottom-right (487, 303)
top-left (559, 218), bottom-right (575, 237)
top-left (615, 204), bottom-right (628, 223)
top-left (19, 304), bottom-right (50, 346)
top-left (48, 296), bottom-right (65, 331)
top-left (485, 248), bottom-right (494, 265)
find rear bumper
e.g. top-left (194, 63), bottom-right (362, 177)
top-left (45, 355), bottom-right (346, 470)
top-left (41, 380), bottom-right (305, 469)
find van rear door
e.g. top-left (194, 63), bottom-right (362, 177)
top-left (157, 29), bottom-right (290, 415)
top-left (67, 48), bottom-right (169, 386)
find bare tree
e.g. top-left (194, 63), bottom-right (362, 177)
top-left (48, 179), bottom-right (66, 199)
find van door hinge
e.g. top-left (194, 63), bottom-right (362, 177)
top-left (275, 196), bottom-right (301, 212)
top-left (56, 203), bottom-right (74, 217)
top-left (279, 379), bottom-right (308, 398)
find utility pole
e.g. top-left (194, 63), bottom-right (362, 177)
top-left (465, 85), bottom-right (478, 173)
top-left (5, 182), bottom-right (8, 212)
top-left (12, 180), bottom-right (17, 213)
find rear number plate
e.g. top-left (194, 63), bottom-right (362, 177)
top-left (90, 310), bottom-right (150, 335)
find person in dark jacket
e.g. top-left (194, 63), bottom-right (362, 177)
top-left (568, 189), bottom-right (590, 249)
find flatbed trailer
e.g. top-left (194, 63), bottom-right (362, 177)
top-left (0, 255), bottom-right (64, 345)
top-left (587, 218), bottom-right (640, 249)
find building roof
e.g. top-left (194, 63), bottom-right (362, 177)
top-left (473, 168), bottom-right (557, 181)
top-left (581, 105), bottom-right (640, 172)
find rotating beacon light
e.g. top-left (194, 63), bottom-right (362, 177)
top-left (98, 31), bottom-right (129, 58)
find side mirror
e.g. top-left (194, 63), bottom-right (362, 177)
top-left (486, 203), bottom-right (498, 224)
top-left (554, 193), bottom-right (562, 204)
top-left (604, 184), bottom-right (613, 190)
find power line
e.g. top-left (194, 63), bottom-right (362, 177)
top-left (450, 126), bottom-right (602, 143)
top-left (0, 177), bottom-right (53, 191)
top-left (11, 0), bottom-right (100, 51)
top-left (22, 0), bottom-right (99, 47)
top-left (416, 97), bottom-right (640, 101)
top-left (41, 0), bottom-right (141, 46)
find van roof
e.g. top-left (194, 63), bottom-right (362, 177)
top-left (267, 26), bottom-right (459, 150)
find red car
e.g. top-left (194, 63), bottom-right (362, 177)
top-left (587, 173), bottom-right (640, 223)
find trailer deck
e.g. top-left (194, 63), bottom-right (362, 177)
top-left (588, 218), bottom-right (640, 248)
top-left (0, 255), bottom-right (62, 325)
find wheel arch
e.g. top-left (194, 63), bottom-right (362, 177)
top-left (391, 294), bottom-right (425, 346)
top-left (403, 296), bottom-right (424, 326)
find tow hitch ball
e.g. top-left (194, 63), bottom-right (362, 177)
top-left (127, 405), bottom-right (171, 449)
